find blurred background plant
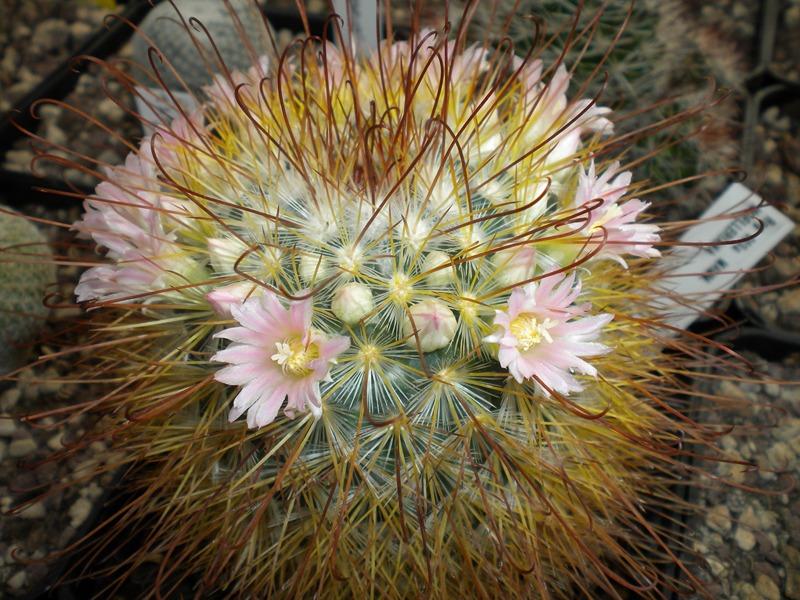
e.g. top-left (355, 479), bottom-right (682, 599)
top-left (466, 0), bottom-right (746, 218)
top-left (0, 207), bottom-right (55, 374)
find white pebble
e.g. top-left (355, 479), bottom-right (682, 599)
top-left (0, 417), bottom-right (16, 436)
top-left (7, 570), bottom-right (27, 590)
top-left (9, 437), bottom-right (37, 458)
top-left (18, 501), bottom-right (46, 519)
top-left (734, 526), bottom-right (756, 551)
top-left (69, 497), bottom-right (93, 528)
top-left (1, 387), bottom-right (21, 410)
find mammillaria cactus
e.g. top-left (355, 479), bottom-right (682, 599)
top-left (0, 207), bottom-right (55, 373)
top-left (131, 0), bottom-right (273, 93)
top-left (10, 2), bottom-right (776, 598)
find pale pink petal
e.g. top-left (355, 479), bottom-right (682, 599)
top-left (485, 272), bottom-right (611, 395)
top-left (249, 385), bottom-right (287, 428)
top-left (228, 376), bottom-right (273, 423)
top-left (289, 297), bottom-right (313, 331)
top-left (315, 335), bottom-right (351, 363)
top-left (214, 362), bottom-right (268, 386)
top-left (213, 291), bottom-right (349, 429)
top-left (211, 344), bottom-right (266, 364)
top-left (213, 326), bottom-right (264, 346)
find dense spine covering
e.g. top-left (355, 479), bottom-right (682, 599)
top-left (8, 3), bottom-right (768, 598)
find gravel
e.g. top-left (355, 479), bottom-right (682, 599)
top-left (0, 1), bottom-right (113, 113)
top-left (1, 1), bottom-right (798, 598)
top-left (686, 352), bottom-right (800, 600)
top-left (0, 186), bottom-right (112, 597)
top-left (739, 100), bottom-right (800, 333)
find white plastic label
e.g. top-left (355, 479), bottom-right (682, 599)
top-left (659, 182), bottom-right (795, 329)
top-left (134, 86), bottom-right (199, 136)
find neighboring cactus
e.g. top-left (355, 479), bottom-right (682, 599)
top-left (469, 0), bottom-right (745, 212)
top-left (0, 207), bottom-right (55, 373)
top-left (14, 3), bottom-right (771, 599)
top-left (131, 0), bottom-right (274, 93)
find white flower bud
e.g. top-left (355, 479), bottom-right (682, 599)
top-left (332, 282), bottom-right (374, 325)
top-left (300, 252), bottom-right (332, 283)
top-left (403, 299), bottom-right (458, 352)
top-left (420, 251), bottom-right (454, 286)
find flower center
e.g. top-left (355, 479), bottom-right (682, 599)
top-left (271, 337), bottom-right (319, 376)
top-left (589, 203), bottom-right (623, 233)
top-left (509, 314), bottom-right (557, 351)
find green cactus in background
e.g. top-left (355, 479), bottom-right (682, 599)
top-left (0, 207), bottom-right (56, 373)
top-left (468, 0), bottom-right (745, 214)
top-left (131, 0), bottom-right (274, 94)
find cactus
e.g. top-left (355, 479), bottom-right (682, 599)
top-left (131, 0), bottom-right (273, 93)
top-left (0, 207), bottom-right (55, 373)
top-left (468, 0), bottom-right (745, 212)
top-left (15, 3), bottom-right (770, 598)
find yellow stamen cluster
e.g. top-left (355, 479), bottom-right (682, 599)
top-left (271, 338), bottom-right (318, 376)
top-left (510, 314), bottom-right (557, 350)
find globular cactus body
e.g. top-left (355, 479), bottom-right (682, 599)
top-left (131, 0), bottom-right (273, 93)
top-left (15, 3), bottom-right (762, 599)
top-left (0, 208), bottom-right (55, 373)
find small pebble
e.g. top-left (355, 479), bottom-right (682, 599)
top-left (736, 582), bottom-right (760, 600)
top-left (68, 497), bottom-right (93, 528)
top-left (765, 164), bottom-right (783, 187)
top-left (739, 505), bottom-right (760, 530)
top-left (9, 437), bottom-right (37, 458)
top-left (96, 97), bottom-right (125, 122)
top-left (787, 570), bottom-right (800, 600)
top-left (70, 21), bottom-right (92, 40)
top-left (18, 501), bottom-right (46, 520)
top-left (767, 441), bottom-right (796, 470)
top-left (707, 557), bottom-right (726, 577)
top-left (31, 18), bottom-right (70, 53)
top-left (7, 570), bottom-right (28, 590)
top-left (755, 574), bottom-right (780, 600)
top-left (0, 417), bottom-right (15, 436)
top-left (718, 380), bottom-right (746, 400)
top-left (2, 149), bottom-right (34, 171)
top-left (1, 387), bottom-right (21, 410)
top-left (735, 526), bottom-right (756, 551)
top-left (38, 104), bottom-right (62, 121)
top-left (706, 504), bottom-right (732, 533)
top-left (47, 432), bottom-right (65, 451)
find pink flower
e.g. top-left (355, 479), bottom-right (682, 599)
top-left (517, 64), bottom-right (613, 145)
top-left (203, 55), bottom-right (270, 109)
top-left (573, 161), bottom-right (661, 265)
top-left (484, 273), bottom-right (612, 394)
top-left (212, 292), bottom-right (350, 428)
top-left (73, 169), bottom-right (182, 303)
top-left (206, 281), bottom-right (260, 317)
top-left (378, 30), bottom-right (489, 87)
